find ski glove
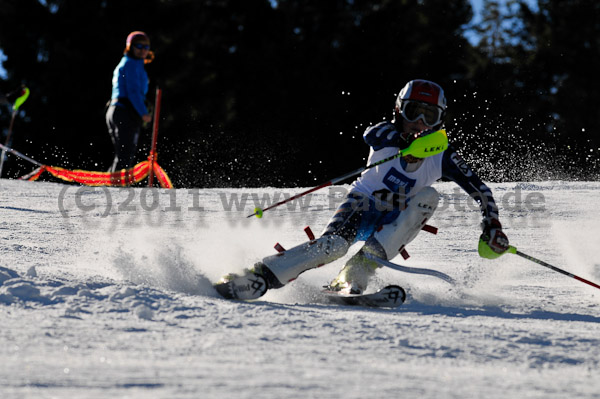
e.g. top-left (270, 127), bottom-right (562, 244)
top-left (480, 217), bottom-right (509, 254)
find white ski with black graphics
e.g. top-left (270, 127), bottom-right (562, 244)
top-left (214, 273), bottom-right (406, 308)
top-left (215, 276), bottom-right (406, 308)
top-left (322, 285), bottom-right (406, 308)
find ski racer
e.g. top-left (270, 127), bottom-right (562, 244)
top-left (218, 79), bottom-right (510, 298)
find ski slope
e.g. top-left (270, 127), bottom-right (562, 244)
top-left (1, 179), bottom-right (599, 398)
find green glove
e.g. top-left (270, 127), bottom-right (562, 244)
top-left (478, 218), bottom-right (510, 259)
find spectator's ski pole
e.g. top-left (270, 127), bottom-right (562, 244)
top-left (247, 129), bottom-right (448, 218)
top-left (0, 143), bottom-right (42, 167)
top-left (508, 246), bottom-right (600, 290)
top-left (0, 87), bottom-right (30, 178)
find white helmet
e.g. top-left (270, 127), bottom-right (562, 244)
top-left (395, 79), bottom-right (446, 127)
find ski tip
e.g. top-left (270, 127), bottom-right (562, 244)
top-left (214, 273), bottom-right (268, 300)
top-left (383, 285), bottom-right (407, 305)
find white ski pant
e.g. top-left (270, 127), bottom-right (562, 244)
top-left (261, 234), bottom-right (349, 286)
top-left (373, 186), bottom-right (439, 259)
top-left (261, 186), bottom-right (439, 286)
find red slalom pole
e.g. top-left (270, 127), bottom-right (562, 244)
top-left (148, 86), bottom-right (162, 187)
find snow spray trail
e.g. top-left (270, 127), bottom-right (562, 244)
top-left (552, 220), bottom-right (600, 282)
top-left (111, 241), bottom-right (215, 297)
top-left (101, 220), bottom-right (309, 299)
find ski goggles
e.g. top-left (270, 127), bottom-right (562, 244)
top-left (399, 100), bottom-right (444, 127)
top-left (132, 43), bottom-right (150, 50)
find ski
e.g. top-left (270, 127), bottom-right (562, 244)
top-left (214, 273), bottom-right (268, 300)
top-left (322, 285), bottom-right (406, 308)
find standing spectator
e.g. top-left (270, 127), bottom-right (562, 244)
top-left (106, 31), bottom-right (154, 172)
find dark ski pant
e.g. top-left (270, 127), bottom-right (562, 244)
top-left (106, 104), bottom-right (141, 172)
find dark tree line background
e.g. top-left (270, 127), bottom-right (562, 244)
top-left (0, 0), bottom-right (598, 187)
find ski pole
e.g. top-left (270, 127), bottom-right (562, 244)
top-left (0, 87), bottom-right (30, 178)
top-left (363, 253), bottom-right (455, 284)
top-left (247, 129), bottom-right (449, 218)
top-left (0, 143), bottom-right (43, 167)
top-left (508, 246), bottom-right (600, 290)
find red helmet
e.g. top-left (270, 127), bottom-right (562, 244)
top-left (395, 80), bottom-right (446, 127)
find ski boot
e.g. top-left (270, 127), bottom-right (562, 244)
top-left (326, 248), bottom-right (380, 295)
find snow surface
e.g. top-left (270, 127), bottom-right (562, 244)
top-left (1, 179), bottom-right (599, 398)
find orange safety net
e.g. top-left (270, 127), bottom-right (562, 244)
top-left (22, 156), bottom-right (173, 188)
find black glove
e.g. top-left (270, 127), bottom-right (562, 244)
top-left (480, 217), bottom-right (509, 254)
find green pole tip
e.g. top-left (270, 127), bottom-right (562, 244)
top-left (13, 87), bottom-right (30, 111)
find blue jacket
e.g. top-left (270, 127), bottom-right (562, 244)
top-left (111, 55), bottom-right (148, 118)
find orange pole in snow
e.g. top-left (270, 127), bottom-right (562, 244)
top-left (148, 86), bottom-right (162, 187)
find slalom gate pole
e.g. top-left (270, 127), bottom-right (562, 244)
top-left (247, 129), bottom-right (449, 218)
top-left (509, 246), bottom-right (600, 291)
top-left (148, 86), bottom-right (162, 187)
top-left (0, 87), bottom-right (30, 178)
